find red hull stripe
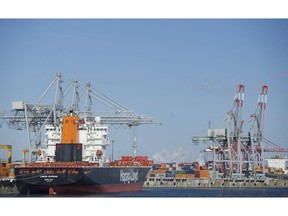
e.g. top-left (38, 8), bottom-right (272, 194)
top-left (47, 182), bottom-right (144, 194)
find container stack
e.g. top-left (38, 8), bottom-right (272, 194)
top-left (195, 170), bottom-right (210, 178)
top-left (149, 162), bottom-right (210, 180)
top-left (151, 163), bottom-right (167, 178)
top-left (175, 170), bottom-right (186, 178)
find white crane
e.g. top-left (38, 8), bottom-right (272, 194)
top-left (0, 72), bottom-right (161, 162)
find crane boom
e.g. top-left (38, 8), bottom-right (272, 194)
top-left (0, 73), bottom-right (161, 162)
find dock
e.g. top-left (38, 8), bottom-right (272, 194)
top-left (144, 177), bottom-right (288, 188)
top-left (1, 177), bottom-right (288, 195)
top-left (0, 178), bottom-right (18, 195)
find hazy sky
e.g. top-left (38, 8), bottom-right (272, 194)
top-left (0, 19), bottom-right (288, 162)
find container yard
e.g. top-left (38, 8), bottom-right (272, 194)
top-left (144, 176), bottom-right (288, 188)
top-left (143, 161), bottom-right (288, 189)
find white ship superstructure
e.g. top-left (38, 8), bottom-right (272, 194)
top-left (79, 116), bottom-right (109, 162)
top-left (39, 116), bottom-right (109, 163)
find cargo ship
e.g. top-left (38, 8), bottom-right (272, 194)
top-left (14, 114), bottom-right (153, 195)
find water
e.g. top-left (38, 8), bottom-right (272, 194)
top-left (3, 188), bottom-right (287, 215)
top-left (4, 187), bottom-right (287, 197)
top-left (95, 187), bottom-right (288, 197)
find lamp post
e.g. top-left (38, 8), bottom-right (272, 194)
top-left (111, 140), bottom-right (114, 161)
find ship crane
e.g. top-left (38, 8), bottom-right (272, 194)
top-left (0, 72), bottom-right (161, 162)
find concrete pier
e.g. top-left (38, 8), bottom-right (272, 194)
top-left (144, 178), bottom-right (288, 188)
top-left (0, 178), bottom-right (18, 195)
top-left (1, 177), bottom-right (288, 195)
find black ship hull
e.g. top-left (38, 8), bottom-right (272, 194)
top-left (15, 166), bottom-right (151, 195)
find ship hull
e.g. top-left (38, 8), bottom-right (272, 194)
top-left (15, 166), bottom-right (151, 195)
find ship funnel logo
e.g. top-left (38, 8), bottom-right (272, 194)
top-left (120, 170), bottom-right (138, 183)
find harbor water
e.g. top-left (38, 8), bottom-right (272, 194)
top-left (2, 187), bottom-right (287, 216)
top-left (96, 187), bottom-right (288, 197)
top-left (2, 187), bottom-right (288, 197)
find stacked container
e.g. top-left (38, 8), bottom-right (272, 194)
top-left (195, 170), bottom-right (210, 178)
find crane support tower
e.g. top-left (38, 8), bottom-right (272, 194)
top-left (248, 85), bottom-right (268, 176)
top-left (0, 145), bottom-right (14, 177)
top-left (228, 84), bottom-right (245, 175)
top-left (0, 145), bottom-right (12, 164)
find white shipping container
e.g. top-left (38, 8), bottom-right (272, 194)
top-left (155, 173), bottom-right (166, 178)
top-left (266, 159), bottom-right (288, 170)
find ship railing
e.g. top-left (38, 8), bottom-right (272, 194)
top-left (16, 161), bottom-right (100, 168)
top-left (109, 160), bottom-right (153, 167)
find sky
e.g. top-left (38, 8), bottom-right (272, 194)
top-left (0, 19), bottom-right (288, 162)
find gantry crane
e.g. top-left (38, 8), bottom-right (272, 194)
top-left (192, 84), bottom-right (284, 180)
top-left (0, 73), bottom-right (161, 162)
top-left (193, 84), bottom-right (248, 178)
top-left (262, 138), bottom-right (288, 153)
top-left (247, 85), bottom-right (268, 176)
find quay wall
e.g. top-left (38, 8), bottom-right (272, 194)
top-left (0, 178), bottom-right (18, 195)
top-left (1, 177), bottom-right (288, 195)
top-left (144, 178), bottom-right (288, 188)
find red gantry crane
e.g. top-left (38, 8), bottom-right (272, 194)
top-left (193, 84), bottom-right (287, 180)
